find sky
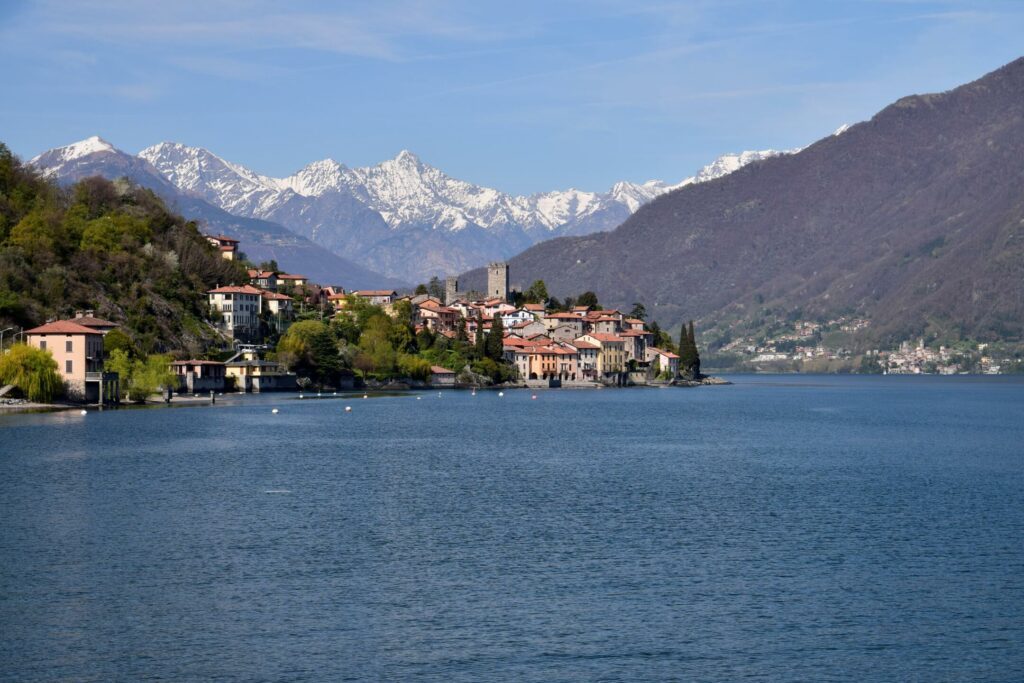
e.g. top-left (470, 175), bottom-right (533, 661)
top-left (1, 0), bottom-right (1023, 195)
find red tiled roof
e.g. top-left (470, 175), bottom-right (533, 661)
top-left (261, 290), bottom-right (293, 300)
top-left (26, 320), bottom-right (102, 335)
top-left (207, 234), bottom-right (239, 243)
top-left (570, 340), bottom-right (598, 349)
top-left (524, 303), bottom-right (545, 311)
top-left (619, 329), bottom-right (648, 336)
top-left (545, 312), bottom-right (583, 319)
top-left (208, 285), bottom-right (263, 295)
top-left (431, 365), bottom-right (455, 374)
top-left (170, 359), bottom-right (225, 366)
top-left (354, 290), bottom-right (397, 297)
top-left (584, 333), bottom-right (624, 343)
top-left (277, 273), bottom-right (307, 280)
top-left (625, 318), bottom-right (645, 324)
top-left (247, 270), bottom-right (276, 278)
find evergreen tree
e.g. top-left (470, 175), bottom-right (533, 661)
top-left (427, 276), bottom-right (445, 300)
top-left (629, 302), bottom-right (647, 320)
top-left (414, 283), bottom-right (428, 295)
top-left (473, 313), bottom-right (487, 359)
top-left (689, 320), bottom-right (701, 378)
top-left (577, 291), bottom-right (599, 309)
top-left (455, 315), bottom-right (468, 343)
top-left (486, 314), bottom-right (505, 360)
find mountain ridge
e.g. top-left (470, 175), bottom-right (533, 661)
top-left (461, 57), bottom-right (1024, 346)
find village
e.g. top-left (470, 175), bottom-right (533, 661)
top-left (6, 234), bottom-right (701, 406)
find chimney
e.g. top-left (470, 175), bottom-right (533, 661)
top-left (75, 310), bottom-right (84, 318)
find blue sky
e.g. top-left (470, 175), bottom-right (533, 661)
top-left (2, 0), bottom-right (1023, 194)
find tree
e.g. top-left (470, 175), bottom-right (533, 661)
top-left (486, 314), bottom-right (505, 360)
top-left (629, 302), bottom-right (647, 321)
top-left (455, 316), bottom-right (468, 343)
top-left (0, 344), bottom-right (62, 402)
top-left (106, 349), bottom-right (176, 402)
top-left (258, 259), bottom-right (279, 272)
top-left (428, 276), bottom-right (445, 300)
top-left (524, 280), bottom-right (549, 305)
top-left (577, 291), bottom-right (599, 309)
top-left (103, 327), bottom-right (136, 358)
top-left (278, 320), bottom-right (343, 386)
top-left (414, 283), bottom-right (428, 295)
top-left (678, 320), bottom-right (701, 378)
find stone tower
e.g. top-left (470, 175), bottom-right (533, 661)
top-left (444, 275), bottom-right (458, 304)
top-left (487, 262), bottom-right (509, 302)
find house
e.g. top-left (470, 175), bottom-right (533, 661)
top-left (430, 365), bottom-right (456, 386)
top-left (619, 329), bottom-right (650, 363)
top-left (24, 320), bottom-right (119, 403)
top-left (570, 340), bottom-right (599, 379)
top-left (260, 290), bottom-right (294, 317)
top-left (353, 290), bottom-right (397, 306)
top-left (543, 312), bottom-right (585, 335)
top-left (71, 310), bottom-right (118, 334)
top-left (646, 347), bottom-right (680, 377)
top-left (225, 349), bottom-right (299, 392)
top-left (577, 333), bottom-right (626, 377)
top-left (276, 273), bottom-right (309, 289)
top-left (247, 270), bottom-right (278, 291)
top-left (549, 323), bottom-right (581, 342)
top-left (416, 299), bottom-right (459, 333)
top-left (205, 234), bottom-right (239, 260)
top-left (588, 315), bottom-right (623, 335)
top-left (208, 285), bottom-right (263, 340)
top-left (507, 320), bottom-right (548, 338)
top-left (624, 318), bottom-right (646, 331)
top-left (523, 303), bottom-right (546, 318)
top-left (170, 360), bottom-right (226, 393)
top-left (499, 308), bottom-right (537, 327)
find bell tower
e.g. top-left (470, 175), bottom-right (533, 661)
top-left (487, 262), bottom-right (509, 302)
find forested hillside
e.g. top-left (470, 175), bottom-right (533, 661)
top-left (0, 142), bottom-right (247, 355)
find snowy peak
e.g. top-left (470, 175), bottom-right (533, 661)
top-left (30, 135), bottom-right (117, 169)
top-left (691, 149), bottom-right (792, 184)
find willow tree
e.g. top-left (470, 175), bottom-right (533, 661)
top-left (0, 344), bottom-right (62, 402)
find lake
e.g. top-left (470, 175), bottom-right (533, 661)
top-left (2, 376), bottom-right (1023, 681)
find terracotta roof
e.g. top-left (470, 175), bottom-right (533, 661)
top-left (208, 285), bottom-right (263, 295)
top-left (431, 365), bottom-right (455, 374)
top-left (545, 312), bottom-right (583, 319)
top-left (170, 360), bottom-right (225, 366)
top-left (625, 318), bottom-right (645, 324)
top-left (619, 329), bottom-right (648, 337)
top-left (26, 320), bottom-right (102, 335)
top-left (328, 293), bottom-right (349, 300)
top-left (524, 303), bottom-right (545, 311)
top-left (218, 245), bottom-right (236, 252)
top-left (261, 290), bottom-right (293, 300)
top-left (277, 273), bottom-right (307, 280)
top-left (584, 333), bottom-right (624, 343)
top-left (247, 270), bottom-right (276, 278)
top-left (354, 290), bottom-right (397, 297)
top-left (206, 234), bottom-right (239, 243)
top-left (570, 340), bottom-right (598, 349)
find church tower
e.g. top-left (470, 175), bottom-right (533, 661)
top-left (444, 275), bottom-right (458, 304)
top-left (487, 262), bottom-right (509, 302)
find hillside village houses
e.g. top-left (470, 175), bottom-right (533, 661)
top-left (9, 231), bottom-right (688, 404)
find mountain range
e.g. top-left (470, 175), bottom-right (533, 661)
top-left (461, 57), bottom-right (1024, 346)
top-left (31, 137), bottom-right (792, 284)
top-left (30, 138), bottom-right (405, 289)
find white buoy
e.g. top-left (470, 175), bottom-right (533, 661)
top-left (299, 394), bottom-right (304, 399)
top-left (345, 406), bottom-right (352, 412)
top-left (317, 392), bottom-right (321, 397)
top-left (272, 408), bottom-right (279, 414)
top-left (333, 392), bottom-right (337, 396)
top-left (498, 391), bottom-right (504, 397)
top-left (416, 396), bottom-right (422, 400)
top-left (438, 392), bottom-right (442, 398)
top-left (363, 394), bottom-right (368, 399)
top-left (80, 409), bottom-right (88, 415)
top-left (531, 394), bottom-right (537, 400)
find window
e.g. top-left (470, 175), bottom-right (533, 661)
top-left (66, 339), bottom-right (73, 353)
top-left (40, 339), bottom-right (46, 350)
top-left (66, 359), bottom-right (73, 374)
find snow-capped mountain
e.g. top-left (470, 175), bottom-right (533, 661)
top-left (135, 142), bottom-right (793, 281)
top-left (32, 136), bottom-right (795, 282)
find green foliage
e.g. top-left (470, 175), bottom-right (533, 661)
top-left (103, 327), bottom-right (137, 358)
top-left (629, 302), bottom-right (647, 320)
top-left (576, 291), bottom-right (599, 309)
top-left (397, 354), bottom-right (432, 381)
top-left (0, 148), bottom-right (248, 353)
top-left (277, 320), bottom-right (343, 387)
top-left (678, 320), bottom-right (701, 378)
top-left (485, 314), bottom-right (505, 360)
top-left (414, 283), bottom-right (428, 295)
top-left (524, 280), bottom-right (549, 305)
top-left (103, 349), bottom-right (176, 402)
top-left (427, 276), bottom-right (445, 300)
top-left (0, 343), bottom-right (62, 402)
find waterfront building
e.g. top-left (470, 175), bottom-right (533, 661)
top-left (24, 320), bottom-right (118, 403)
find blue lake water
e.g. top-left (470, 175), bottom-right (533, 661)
top-left (2, 375), bottom-right (1023, 681)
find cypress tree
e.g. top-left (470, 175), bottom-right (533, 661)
top-left (486, 314), bottom-right (505, 360)
top-left (688, 320), bottom-right (701, 378)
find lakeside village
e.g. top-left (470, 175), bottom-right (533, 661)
top-left (706, 316), bottom-right (1021, 375)
top-left (1, 233), bottom-right (709, 407)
